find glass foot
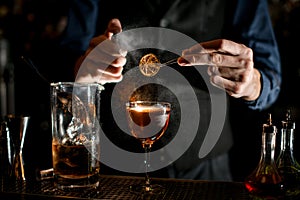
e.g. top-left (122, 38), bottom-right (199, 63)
top-left (130, 184), bottom-right (165, 195)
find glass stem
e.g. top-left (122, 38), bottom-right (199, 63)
top-left (144, 143), bottom-right (151, 191)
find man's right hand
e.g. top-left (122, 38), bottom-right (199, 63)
top-left (75, 18), bottom-right (127, 84)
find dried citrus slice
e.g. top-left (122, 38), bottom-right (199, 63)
top-left (139, 53), bottom-right (161, 77)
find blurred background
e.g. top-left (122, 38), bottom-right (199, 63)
top-left (0, 0), bottom-right (70, 173)
top-left (0, 0), bottom-right (300, 179)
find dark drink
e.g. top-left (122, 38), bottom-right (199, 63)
top-left (244, 114), bottom-right (284, 199)
top-left (52, 139), bottom-right (100, 189)
top-left (245, 176), bottom-right (284, 199)
top-left (126, 101), bottom-right (171, 194)
top-left (51, 82), bottom-right (102, 190)
top-left (278, 166), bottom-right (300, 196)
top-left (126, 104), bottom-right (170, 147)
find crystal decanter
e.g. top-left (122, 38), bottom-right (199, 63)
top-left (276, 109), bottom-right (300, 198)
top-left (244, 114), bottom-right (284, 199)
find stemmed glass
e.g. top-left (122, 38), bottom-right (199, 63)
top-left (126, 101), bottom-right (171, 194)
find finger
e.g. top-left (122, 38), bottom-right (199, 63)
top-left (209, 75), bottom-right (225, 91)
top-left (76, 60), bottom-right (123, 83)
top-left (83, 56), bottom-right (125, 76)
top-left (178, 53), bottom-right (213, 66)
top-left (207, 65), bottom-right (220, 76)
top-left (201, 39), bottom-right (251, 56)
top-left (210, 75), bottom-right (244, 98)
top-left (95, 65), bottom-right (124, 84)
top-left (75, 39), bottom-right (126, 76)
top-left (98, 65), bottom-right (124, 78)
top-left (210, 53), bottom-right (253, 68)
top-left (218, 66), bottom-right (251, 82)
top-left (98, 73), bottom-right (123, 85)
top-left (88, 36), bottom-right (128, 67)
top-left (89, 40), bottom-right (126, 61)
top-left (105, 18), bottom-right (122, 39)
top-left (209, 65), bottom-right (251, 83)
top-left (89, 19), bottom-right (125, 52)
top-left (182, 39), bottom-right (241, 56)
top-left (89, 35), bottom-right (108, 48)
top-left (182, 43), bottom-right (209, 55)
top-left (180, 52), bottom-right (253, 69)
top-left (103, 57), bottom-right (126, 77)
top-left (76, 70), bottom-right (123, 85)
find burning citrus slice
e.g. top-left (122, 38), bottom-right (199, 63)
top-left (139, 53), bottom-right (161, 77)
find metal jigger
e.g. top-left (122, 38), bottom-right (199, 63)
top-left (1, 115), bottom-right (30, 181)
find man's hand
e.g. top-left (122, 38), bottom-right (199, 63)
top-left (178, 39), bottom-right (261, 101)
top-left (75, 18), bottom-right (127, 84)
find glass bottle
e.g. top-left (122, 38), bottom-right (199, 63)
top-left (244, 114), bottom-right (284, 199)
top-left (276, 109), bottom-right (300, 197)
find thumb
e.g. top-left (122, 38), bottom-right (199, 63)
top-left (105, 18), bottom-right (122, 39)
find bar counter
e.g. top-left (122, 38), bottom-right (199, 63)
top-left (0, 174), bottom-right (252, 200)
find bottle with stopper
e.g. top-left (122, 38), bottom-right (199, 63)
top-left (244, 113), bottom-right (284, 199)
top-left (276, 109), bottom-right (300, 197)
